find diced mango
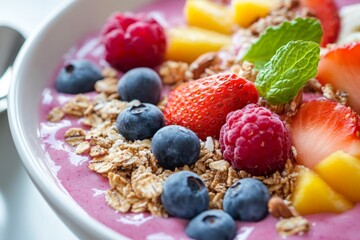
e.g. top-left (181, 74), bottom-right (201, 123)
top-left (184, 0), bottom-right (233, 34)
top-left (292, 170), bottom-right (354, 215)
top-left (231, 0), bottom-right (273, 28)
top-left (165, 26), bottom-right (232, 63)
top-left (315, 151), bottom-right (360, 203)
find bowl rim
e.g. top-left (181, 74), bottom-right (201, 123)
top-left (8, 0), bottom-right (128, 239)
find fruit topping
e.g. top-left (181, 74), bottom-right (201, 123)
top-left (220, 104), bottom-right (292, 175)
top-left (185, 209), bottom-right (237, 240)
top-left (118, 67), bottom-right (163, 105)
top-left (55, 59), bottom-right (103, 94)
top-left (161, 171), bottom-right (209, 219)
top-left (116, 103), bottom-right (165, 141)
top-left (314, 151), bottom-right (360, 203)
top-left (223, 178), bottom-right (270, 221)
top-left (164, 73), bottom-right (259, 140)
top-left (151, 125), bottom-right (200, 170)
top-left (165, 26), bottom-right (231, 63)
top-left (290, 99), bottom-right (360, 169)
top-left (231, 0), bottom-right (273, 28)
top-left (184, 0), bottom-right (233, 34)
top-left (316, 42), bottom-right (360, 114)
top-left (101, 12), bottom-right (166, 71)
top-left (292, 170), bottom-right (354, 215)
top-left (299, 0), bottom-right (340, 46)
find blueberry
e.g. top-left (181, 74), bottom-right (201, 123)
top-left (161, 171), bottom-right (209, 219)
top-left (151, 125), bottom-right (200, 170)
top-left (55, 59), bottom-right (103, 94)
top-left (185, 210), bottom-right (237, 240)
top-left (223, 178), bottom-right (270, 222)
top-left (118, 67), bottom-right (163, 105)
top-left (116, 103), bottom-right (165, 141)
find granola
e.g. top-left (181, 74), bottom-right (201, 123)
top-left (51, 88), bottom-right (301, 217)
top-left (276, 216), bottom-right (311, 237)
top-left (268, 196), bottom-right (297, 219)
top-left (49, 32), bottom-right (304, 217)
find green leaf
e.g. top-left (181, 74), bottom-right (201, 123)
top-left (255, 40), bottom-right (320, 105)
top-left (243, 18), bottom-right (322, 69)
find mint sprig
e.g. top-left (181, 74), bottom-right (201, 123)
top-left (255, 40), bottom-right (320, 105)
top-left (243, 18), bottom-right (322, 69)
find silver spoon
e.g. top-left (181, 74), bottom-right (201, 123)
top-left (0, 26), bottom-right (25, 113)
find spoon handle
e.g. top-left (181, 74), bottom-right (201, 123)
top-left (0, 68), bottom-right (12, 113)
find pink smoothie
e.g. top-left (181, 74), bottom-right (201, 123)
top-left (39, 0), bottom-right (360, 239)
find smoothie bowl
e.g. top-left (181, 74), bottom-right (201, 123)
top-left (8, 0), bottom-right (360, 239)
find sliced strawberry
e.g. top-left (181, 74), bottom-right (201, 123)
top-left (290, 99), bottom-right (360, 169)
top-left (317, 42), bottom-right (360, 114)
top-left (164, 73), bottom-right (259, 140)
top-left (300, 0), bottom-right (340, 46)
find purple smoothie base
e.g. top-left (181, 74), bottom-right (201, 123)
top-left (39, 0), bottom-right (360, 239)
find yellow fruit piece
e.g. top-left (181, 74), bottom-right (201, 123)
top-left (232, 0), bottom-right (273, 28)
top-left (292, 170), bottom-right (353, 215)
top-left (315, 151), bottom-right (360, 203)
top-left (165, 26), bottom-right (231, 63)
top-left (184, 0), bottom-right (233, 34)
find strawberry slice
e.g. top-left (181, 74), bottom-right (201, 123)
top-left (300, 0), bottom-right (340, 46)
top-left (317, 42), bottom-right (360, 114)
top-left (164, 73), bottom-right (259, 140)
top-left (290, 99), bottom-right (360, 169)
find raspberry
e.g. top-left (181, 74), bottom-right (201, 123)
top-left (101, 12), bottom-right (167, 72)
top-left (219, 104), bottom-right (293, 176)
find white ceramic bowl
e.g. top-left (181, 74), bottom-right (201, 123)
top-left (8, 0), bottom-right (360, 239)
top-left (8, 0), bottom-right (151, 239)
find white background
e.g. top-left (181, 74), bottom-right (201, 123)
top-left (0, 0), bottom-right (77, 239)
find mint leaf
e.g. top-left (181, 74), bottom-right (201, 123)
top-left (255, 40), bottom-right (320, 105)
top-left (243, 18), bottom-right (322, 69)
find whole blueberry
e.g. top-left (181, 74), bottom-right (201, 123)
top-left (223, 178), bottom-right (270, 222)
top-left (55, 59), bottom-right (103, 94)
top-left (151, 125), bottom-right (200, 170)
top-left (185, 210), bottom-right (237, 240)
top-left (118, 67), bottom-right (163, 105)
top-left (161, 171), bottom-right (209, 219)
top-left (116, 103), bottom-right (165, 141)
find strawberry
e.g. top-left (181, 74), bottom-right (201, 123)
top-left (290, 99), bottom-right (360, 169)
top-left (300, 0), bottom-right (340, 46)
top-left (317, 42), bottom-right (360, 114)
top-left (163, 73), bottom-right (259, 140)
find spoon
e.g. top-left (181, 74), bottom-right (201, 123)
top-left (0, 26), bottom-right (25, 113)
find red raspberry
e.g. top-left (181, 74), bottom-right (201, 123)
top-left (219, 104), bottom-right (293, 176)
top-left (101, 12), bottom-right (167, 72)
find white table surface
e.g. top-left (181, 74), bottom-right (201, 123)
top-left (0, 0), bottom-right (77, 239)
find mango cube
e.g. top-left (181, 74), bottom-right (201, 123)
top-left (184, 0), bottom-right (233, 34)
top-left (315, 151), bottom-right (360, 203)
top-left (292, 170), bottom-right (353, 215)
top-left (165, 26), bottom-right (232, 63)
top-left (232, 0), bottom-right (273, 28)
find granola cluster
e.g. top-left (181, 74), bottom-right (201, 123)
top-left (49, 63), bottom-right (302, 218)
